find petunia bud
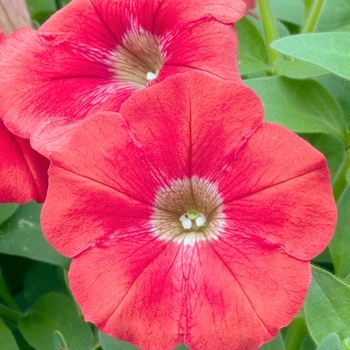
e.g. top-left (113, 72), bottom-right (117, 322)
top-left (0, 0), bottom-right (31, 35)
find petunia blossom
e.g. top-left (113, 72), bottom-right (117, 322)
top-left (0, 120), bottom-right (49, 203)
top-left (243, 0), bottom-right (258, 18)
top-left (0, 0), bottom-right (246, 157)
top-left (0, 26), bottom-right (49, 203)
top-left (41, 72), bottom-right (337, 350)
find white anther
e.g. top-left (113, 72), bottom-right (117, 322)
top-left (195, 213), bottom-right (206, 227)
top-left (180, 215), bottom-right (192, 229)
top-left (146, 72), bottom-right (158, 81)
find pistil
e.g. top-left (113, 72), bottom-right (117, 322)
top-left (180, 210), bottom-right (206, 230)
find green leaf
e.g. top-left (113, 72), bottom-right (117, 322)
top-left (99, 332), bottom-right (138, 350)
top-left (0, 204), bottom-right (19, 226)
top-left (328, 186), bottom-right (350, 277)
top-left (271, 33), bottom-right (350, 81)
top-left (0, 265), bottom-right (20, 311)
top-left (0, 202), bottom-right (70, 267)
top-left (0, 319), bottom-right (20, 350)
top-left (318, 75), bottom-right (350, 125)
top-left (98, 333), bottom-right (190, 350)
top-left (244, 77), bottom-right (347, 141)
top-left (19, 293), bottom-right (93, 350)
top-left (301, 334), bottom-right (317, 350)
top-left (301, 134), bottom-right (345, 184)
top-left (270, 0), bottom-right (303, 25)
top-left (318, 0), bottom-right (350, 31)
top-left (317, 333), bottom-right (342, 350)
top-left (260, 332), bottom-right (285, 350)
top-left (26, 0), bottom-right (56, 14)
top-left (304, 266), bottom-right (350, 345)
top-left (53, 330), bottom-right (69, 350)
top-left (275, 59), bottom-right (329, 79)
top-left (236, 17), bottom-right (270, 75)
top-left (21, 263), bottom-right (70, 306)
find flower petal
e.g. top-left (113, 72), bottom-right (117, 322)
top-left (43, 72), bottom-right (263, 255)
top-left (156, 20), bottom-right (241, 84)
top-left (119, 72), bottom-right (263, 182)
top-left (0, 121), bottom-right (49, 203)
top-left (68, 235), bottom-right (310, 349)
top-left (220, 123), bottom-right (336, 260)
top-left (69, 240), bottom-right (184, 350)
top-left (90, 0), bottom-right (246, 33)
top-left (42, 112), bottom-right (157, 256)
top-left (0, 27), bottom-right (133, 156)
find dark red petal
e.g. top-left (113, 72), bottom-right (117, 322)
top-left (0, 121), bottom-right (49, 203)
top-left (220, 123), bottom-right (336, 260)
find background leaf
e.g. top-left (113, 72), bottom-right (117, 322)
top-left (274, 59), bottom-right (329, 79)
top-left (328, 186), bottom-right (350, 277)
top-left (0, 202), bottom-right (69, 267)
top-left (301, 134), bottom-right (345, 184)
top-left (260, 332), bottom-right (285, 350)
top-left (0, 319), bottom-right (20, 350)
top-left (99, 332), bottom-right (139, 350)
top-left (0, 204), bottom-right (19, 226)
top-left (318, 0), bottom-right (350, 31)
top-left (245, 77), bottom-right (347, 141)
top-left (19, 293), bottom-right (93, 350)
top-left (270, 0), bottom-right (302, 25)
top-left (304, 266), bottom-right (350, 345)
top-left (317, 333), bottom-right (342, 350)
top-left (271, 33), bottom-right (350, 81)
top-left (236, 17), bottom-right (270, 75)
top-left (318, 75), bottom-right (350, 125)
top-left (52, 330), bottom-right (69, 350)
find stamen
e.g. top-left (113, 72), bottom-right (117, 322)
top-left (195, 213), bottom-right (206, 227)
top-left (146, 72), bottom-right (158, 81)
top-left (152, 176), bottom-right (225, 245)
top-left (179, 210), bottom-right (206, 230)
top-left (180, 214), bottom-right (192, 229)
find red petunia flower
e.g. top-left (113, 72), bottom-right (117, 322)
top-left (41, 72), bottom-right (336, 350)
top-left (0, 0), bottom-right (246, 157)
top-left (0, 120), bottom-right (49, 203)
top-left (244, 0), bottom-right (257, 17)
top-left (0, 27), bottom-right (49, 203)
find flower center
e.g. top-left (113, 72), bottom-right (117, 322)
top-left (113, 30), bottom-right (164, 89)
top-left (151, 177), bottom-right (225, 246)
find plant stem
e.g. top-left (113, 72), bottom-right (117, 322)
top-left (332, 147), bottom-right (350, 202)
top-left (91, 345), bottom-right (102, 350)
top-left (285, 317), bottom-right (308, 350)
top-left (54, 0), bottom-right (65, 10)
top-left (257, 0), bottom-right (281, 72)
top-left (0, 266), bottom-right (21, 312)
top-left (302, 0), bottom-right (325, 33)
top-left (302, 0), bottom-right (314, 27)
top-left (0, 303), bottom-right (21, 324)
